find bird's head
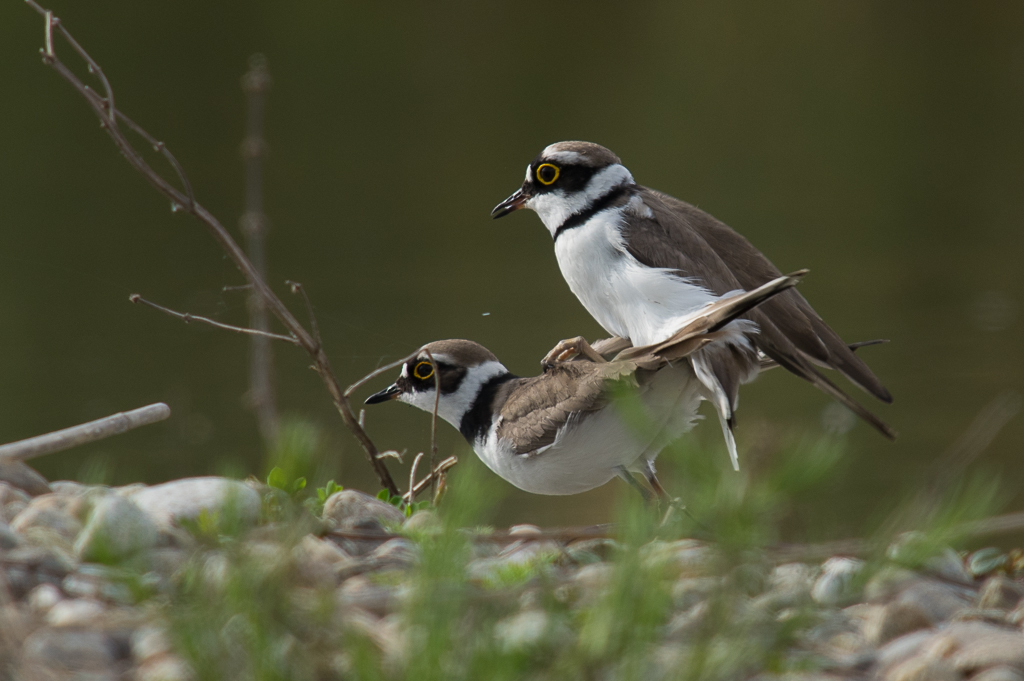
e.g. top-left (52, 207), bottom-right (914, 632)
top-left (364, 340), bottom-right (509, 429)
top-left (491, 141), bottom-right (635, 235)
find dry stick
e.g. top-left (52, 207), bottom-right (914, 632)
top-left (25, 2), bottom-right (399, 494)
top-left (404, 455), bottom-right (459, 502)
top-left (286, 281), bottom-right (323, 349)
top-left (129, 295), bottom-right (300, 345)
top-left (0, 404), bottom-right (171, 462)
top-left (408, 452), bottom-right (425, 505)
top-left (421, 348), bottom-right (441, 498)
top-left (240, 53), bottom-right (279, 443)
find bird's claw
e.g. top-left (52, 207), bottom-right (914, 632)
top-left (541, 336), bottom-right (600, 367)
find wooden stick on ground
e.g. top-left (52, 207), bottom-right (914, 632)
top-left (0, 403), bottom-right (171, 463)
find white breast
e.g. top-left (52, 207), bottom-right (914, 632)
top-left (471, 363), bottom-right (702, 495)
top-left (553, 208), bottom-right (726, 347)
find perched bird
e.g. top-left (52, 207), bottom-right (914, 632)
top-left (492, 141), bottom-right (894, 466)
top-left (365, 273), bottom-right (801, 496)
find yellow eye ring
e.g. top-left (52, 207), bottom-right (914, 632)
top-left (413, 361), bottom-right (434, 380)
top-left (536, 163), bottom-right (560, 185)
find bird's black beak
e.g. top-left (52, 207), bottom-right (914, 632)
top-left (365, 384), bottom-right (401, 405)
top-left (491, 187), bottom-right (531, 219)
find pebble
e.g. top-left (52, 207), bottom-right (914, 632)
top-left (76, 495), bottom-right (160, 563)
top-left (10, 500), bottom-right (83, 543)
top-left (0, 481), bottom-right (33, 523)
top-left (885, 656), bottom-right (959, 681)
top-left (46, 598), bottom-right (106, 627)
top-left (864, 601), bottom-right (933, 645)
top-left (978, 575), bottom-right (1024, 611)
top-left (322, 490), bottom-right (405, 532)
top-left (0, 460), bottom-right (52, 496)
top-left (337, 575), bottom-right (397, 616)
top-left (292, 535), bottom-right (354, 586)
top-left (494, 609), bottom-right (553, 651)
top-left (129, 477), bottom-right (261, 528)
top-left (136, 654), bottom-right (195, 681)
top-left (403, 509), bottom-right (441, 533)
top-left (508, 523), bottom-right (543, 537)
top-left (949, 627), bottom-right (1024, 674)
top-left (812, 556), bottom-right (865, 606)
top-left (21, 627), bottom-right (119, 671)
top-left (894, 578), bottom-right (974, 624)
top-left (131, 625), bottom-right (174, 662)
top-left (970, 547), bottom-right (1010, 577)
top-left (974, 667), bottom-right (1024, 681)
top-left (0, 521), bottom-right (20, 549)
top-left (27, 583), bottom-right (64, 613)
top-left (369, 538), bottom-right (419, 569)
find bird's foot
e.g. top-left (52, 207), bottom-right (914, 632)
top-left (541, 336), bottom-right (607, 368)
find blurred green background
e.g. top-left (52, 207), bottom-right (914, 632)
top-left (2, 1), bottom-right (1022, 534)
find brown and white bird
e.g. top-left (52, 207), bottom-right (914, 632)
top-left (492, 141), bottom-right (894, 466)
top-left (365, 273), bottom-right (802, 496)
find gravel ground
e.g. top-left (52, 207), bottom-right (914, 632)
top-left (1, 477), bottom-right (1023, 680)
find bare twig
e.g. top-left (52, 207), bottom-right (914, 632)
top-left (240, 53), bottom-right (279, 443)
top-left (0, 403), bottom-right (171, 462)
top-left (344, 354), bottom-right (418, 399)
top-left (408, 452), bottom-right (425, 504)
top-left (24, 2), bottom-right (400, 493)
top-left (129, 294), bottom-right (300, 345)
top-left (405, 455), bottom-right (458, 502)
top-left (286, 281), bottom-right (322, 349)
top-left (421, 348), bottom-right (442, 498)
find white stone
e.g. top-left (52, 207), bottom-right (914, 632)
top-left (46, 598), bottom-right (105, 627)
top-left (812, 557), bottom-right (865, 606)
top-left (75, 495), bottom-right (159, 562)
top-left (129, 477), bottom-right (260, 528)
top-left (27, 583), bottom-right (63, 613)
top-left (131, 625), bottom-right (174, 663)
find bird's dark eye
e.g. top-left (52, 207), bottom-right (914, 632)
top-left (536, 163), bottom-right (560, 186)
top-left (412, 361), bottom-right (434, 381)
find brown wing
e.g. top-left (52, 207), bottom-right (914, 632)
top-left (495, 361), bottom-right (637, 455)
top-left (623, 188), bottom-right (894, 438)
top-left (638, 187), bottom-right (892, 403)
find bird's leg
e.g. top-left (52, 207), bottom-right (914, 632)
top-left (541, 336), bottom-right (608, 368)
top-left (615, 466), bottom-right (653, 503)
top-left (641, 460), bottom-right (704, 530)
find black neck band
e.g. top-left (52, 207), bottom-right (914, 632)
top-left (553, 185), bottom-right (633, 241)
top-left (459, 373), bottom-right (516, 444)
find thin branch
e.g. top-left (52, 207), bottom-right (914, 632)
top-left (421, 348), bottom-right (442, 499)
top-left (23, 3), bottom-right (400, 493)
top-left (240, 53), bottom-right (278, 443)
top-left (0, 403), bottom-right (171, 462)
top-left (344, 354), bottom-right (418, 400)
top-left (404, 455), bottom-right (458, 503)
top-left (408, 452), bottom-right (425, 505)
top-left (129, 294), bottom-right (300, 345)
top-left (286, 281), bottom-right (322, 350)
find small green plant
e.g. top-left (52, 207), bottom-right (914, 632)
top-left (266, 466), bottom-right (306, 495)
top-left (377, 488), bottom-right (432, 518)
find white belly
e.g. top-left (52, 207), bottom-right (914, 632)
top-left (554, 212), bottom-right (719, 346)
top-left (472, 363), bottom-right (702, 495)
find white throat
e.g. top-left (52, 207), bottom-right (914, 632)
top-left (526, 164), bottom-right (634, 237)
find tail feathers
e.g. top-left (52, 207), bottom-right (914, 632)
top-left (762, 342), bottom-right (898, 440)
top-left (692, 352), bottom-right (741, 471)
top-left (759, 339), bottom-right (889, 370)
